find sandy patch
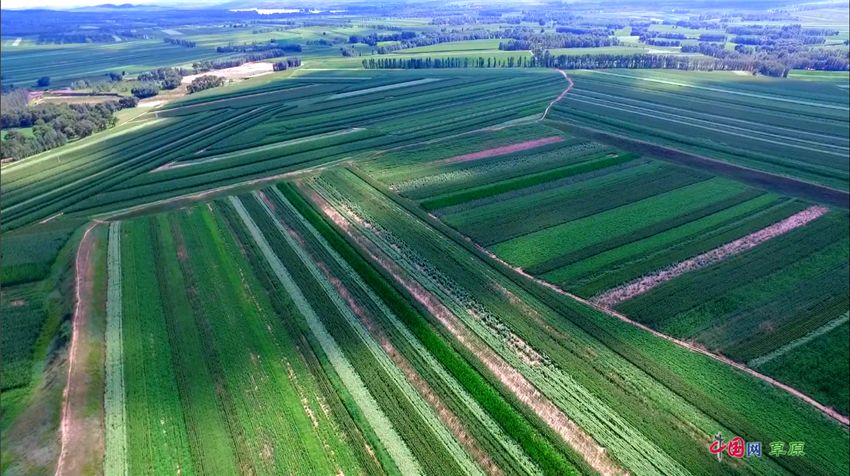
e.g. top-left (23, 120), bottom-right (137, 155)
top-left (137, 99), bottom-right (167, 108)
top-left (181, 62), bottom-right (274, 85)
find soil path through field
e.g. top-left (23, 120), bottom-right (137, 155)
top-left (541, 70), bottom-right (574, 120)
top-left (55, 221), bottom-right (105, 476)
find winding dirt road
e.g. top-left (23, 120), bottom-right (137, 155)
top-left (541, 70), bottom-right (574, 120)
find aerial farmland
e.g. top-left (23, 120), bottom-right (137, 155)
top-left (1, 1), bottom-right (848, 475)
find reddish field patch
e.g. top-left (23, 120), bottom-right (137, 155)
top-left (437, 136), bottom-right (565, 165)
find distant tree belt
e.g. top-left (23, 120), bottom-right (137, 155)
top-left (362, 53), bottom-right (748, 71)
top-left (272, 58), bottom-right (302, 71)
top-left (37, 33), bottom-right (118, 44)
top-left (680, 43), bottom-right (848, 75)
top-left (216, 41), bottom-right (301, 53)
top-left (499, 35), bottom-right (620, 50)
top-left (164, 38), bottom-right (196, 48)
top-left (0, 97), bottom-right (137, 161)
top-left (362, 52), bottom-right (847, 76)
top-left (186, 75), bottom-right (225, 94)
top-left (352, 29), bottom-right (510, 51)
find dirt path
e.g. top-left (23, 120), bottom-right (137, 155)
top-left (56, 222), bottom-right (106, 476)
top-left (541, 70), bottom-right (574, 120)
top-left (592, 205), bottom-right (829, 307)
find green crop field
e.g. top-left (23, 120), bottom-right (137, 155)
top-left (294, 167), bottom-right (848, 475)
top-left (359, 120), bottom-right (850, 428)
top-left (547, 69), bottom-right (850, 190)
top-left (0, 40), bottom-right (224, 87)
top-left (0, 68), bottom-right (565, 230)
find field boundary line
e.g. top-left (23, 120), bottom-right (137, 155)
top-left (591, 205), bottom-right (829, 307)
top-left (86, 157), bottom-right (353, 223)
top-left (749, 312), bottom-right (850, 368)
top-left (343, 165), bottom-right (849, 427)
top-left (151, 128), bottom-right (364, 173)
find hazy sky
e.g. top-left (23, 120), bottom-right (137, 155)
top-left (2, 0), bottom-right (171, 8)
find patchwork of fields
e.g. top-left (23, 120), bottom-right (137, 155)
top-left (294, 169), bottom-right (848, 475)
top-left (363, 122), bottom-right (850, 421)
top-left (547, 70), bottom-right (850, 190)
top-left (94, 181), bottom-right (849, 475)
top-left (0, 69), bottom-right (566, 230)
top-left (2, 48), bottom-right (848, 473)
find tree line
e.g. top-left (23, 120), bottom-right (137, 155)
top-left (1, 95), bottom-right (138, 160)
top-left (164, 38), bottom-right (196, 48)
top-left (216, 41), bottom-right (301, 54)
top-left (362, 52), bottom-right (761, 72)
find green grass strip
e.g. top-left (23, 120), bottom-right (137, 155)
top-left (228, 195), bottom-right (423, 476)
top-left (104, 222), bottom-right (128, 476)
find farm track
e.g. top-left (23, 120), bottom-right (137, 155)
top-left (541, 70), bottom-right (573, 120)
top-left (55, 221), bottom-right (105, 476)
top-left (544, 120), bottom-right (850, 208)
top-left (347, 165), bottom-right (850, 427)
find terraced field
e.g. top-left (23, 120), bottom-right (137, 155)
top-left (547, 69), bottom-right (850, 190)
top-left (0, 68), bottom-right (565, 230)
